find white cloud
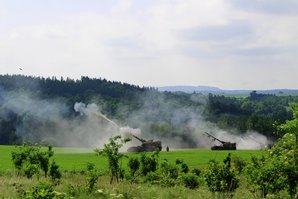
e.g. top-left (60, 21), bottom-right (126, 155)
top-left (0, 0), bottom-right (298, 89)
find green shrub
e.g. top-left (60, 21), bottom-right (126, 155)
top-left (23, 164), bottom-right (38, 179)
top-left (245, 156), bottom-right (287, 197)
top-left (11, 144), bottom-right (55, 178)
top-left (21, 181), bottom-right (67, 199)
top-left (160, 160), bottom-right (179, 179)
top-left (191, 168), bottom-right (201, 176)
top-left (140, 152), bottom-right (159, 176)
top-left (96, 135), bottom-right (130, 184)
top-left (232, 155), bottom-right (246, 173)
top-left (49, 160), bottom-right (62, 183)
top-left (180, 163), bottom-right (189, 174)
top-left (85, 163), bottom-right (99, 193)
top-left (204, 159), bottom-right (239, 194)
top-left (128, 157), bottom-right (140, 177)
top-left (181, 173), bottom-right (199, 189)
top-left (144, 171), bottom-right (161, 184)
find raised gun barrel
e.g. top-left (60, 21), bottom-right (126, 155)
top-left (204, 132), bottom-right (226, 144)
top-left (132, 135), bottom-right (147, 143)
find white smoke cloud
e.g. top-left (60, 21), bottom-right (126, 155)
top-left (0, 87), bottom-right (272, 150)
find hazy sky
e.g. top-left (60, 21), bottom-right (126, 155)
top-left (1, 0), bottom-right (298, 89)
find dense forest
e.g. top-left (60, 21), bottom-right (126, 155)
top-left (0, 75), bottom-right (297, 147)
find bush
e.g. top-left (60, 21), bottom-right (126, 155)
top-left (11, 144), bottom-right (55, 178)
top-left (49, 160), bottom-right (62, 183)
top-left (191, 168), bottom-right (201, 177)
top-left (96, 135), bottom-right (130, 184)
top-left (204, 159), bottom-right (239, 194)
top-left (232, 156), bottom-right (246, 174)
top-left (144, 172), bottom-right (161, 184)
top-left (85, 163), bottom-right (99, 193)
top-left (160, 160), bottom-right (179, 179)
top-left (180, 163), bottom-right (189, 174)
top-left (140, 152), bottom-right (159, 176)
top-left (181, 173), bottom-right (199, 189)
top-left (128, 157), bottom-right (140, 177)
top-left (244, 103), bottom-right (298, 198)
top-left (21, 181), bottom-right (66, 199)
top-left (245, 156), bottom-right (287, 197)
top-left (23, 164), bottom-right (38, 179)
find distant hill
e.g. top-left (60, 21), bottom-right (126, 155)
top-left (158, 86), bottom-right (222, 93)
top-left (158, 86), bottom-right (298, 95)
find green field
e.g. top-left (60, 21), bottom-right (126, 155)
top-left (0, 145), bottom-right (281, 199)
top-left (1, 145), bottom-right (264, 171)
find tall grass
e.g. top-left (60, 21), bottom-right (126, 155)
top-left (0, 145), bottom-right (266, 198)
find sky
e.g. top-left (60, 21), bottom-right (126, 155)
top-left (0, 0), bottom-right (298, 90)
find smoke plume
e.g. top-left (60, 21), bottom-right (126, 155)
top-left (0, 87), bottom-right (271, 150)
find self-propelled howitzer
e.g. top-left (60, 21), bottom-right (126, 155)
top-left (127, 135), bottom-right (162, 152)
top-left (204, 132), bottom-right (236, 150)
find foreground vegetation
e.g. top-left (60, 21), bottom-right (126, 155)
top-left (0, 133), bottom-right (297, 198)
top-left (0, 147), bottom-right (263, 198)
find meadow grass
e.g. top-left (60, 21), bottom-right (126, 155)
top-left (0, 173), bottom-right (260, 199)
top-left (0, 145), bottom-right (269, 198)
top-left (1, 145), bottom-right (264, 171)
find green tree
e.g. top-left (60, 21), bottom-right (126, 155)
top-left (11, 144), bottom-right (54, 178)
top-left (274, 103), bottom-right (298, 198)
top-left (204, 156), bottom-right (239, 195)
top-left (96, 135), bottom-right (130, 184)
top-left (245, 103), bottom-right (298, 198)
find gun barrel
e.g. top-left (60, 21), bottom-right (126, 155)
top-left (132, 135), bottom-right (146, 143)
top-left (204, 132), bottom-right (225, 144)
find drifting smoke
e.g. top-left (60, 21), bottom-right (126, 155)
top-left (119, 92), bottom-right (271, 150)
top-left (119, 126), bottom-right (141, 137)
top-left (74, 102), bottom-right (118, 127)
top-left (0, 89), bottom-right (123, 147)
top-left (0, 87), bottom-right (271, 150)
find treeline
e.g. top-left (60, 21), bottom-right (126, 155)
top-left (205, 92), bottom-right (297, 138)
top-left (0, 74), bottom-right (297, 146)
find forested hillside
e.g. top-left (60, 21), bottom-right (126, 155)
top-left (0, 75), bottom-right (297, 147)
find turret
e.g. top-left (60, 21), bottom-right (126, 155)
top-left (204, 132), bottom-right (236, 150)
top-left (127, 135), bottom-right (162, 152)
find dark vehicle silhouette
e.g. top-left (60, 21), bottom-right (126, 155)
top-left (204, 132), bottom-right (236, 150)
top-left (127, 135), bottom-right (162, 152)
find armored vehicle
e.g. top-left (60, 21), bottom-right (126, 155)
top-left (127, 135), bottom-right (162, 152)
top-left (204, 132), bottom-right (236, 150)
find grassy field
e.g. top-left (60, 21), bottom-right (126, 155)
top-left (0, 145), bottom-right (264, 171)
top-left (0, 145), bottom-right (268, 198)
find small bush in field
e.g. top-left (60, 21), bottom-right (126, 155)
top-left (180, 163), bottom-right (189, 173)
top-left (175, 159), bottom-right (189, 173)
top-left (23, 164), bottom-right (38, 179)
top-left (96, 135), bottom-right (130, 184)
top-left (144, 171), bottom-right (161, 184)
top-left (181, 173), bottom-right (199, 189)
top-left (191, 168), bottom-right (201, 176)
top-left (85, 163), bottom-right (100, 193)
top-left (128, 157), bottom-right (140, 177)
top-left (245, 156), bottom-right (287, 197)
top-left (21, 181), bottom-right (66, 199)
top-left (140, 152), bottom-right (159, 176)
top-left (232, 155), bottom-right (246, 173)
top-left (11, 144), bottom-right (55, 178)
top-left (204, 158), bottom-right (239, 194)
top-left (160, 160), bottom-right (179, 179)
top-left (49, 160), bottom-right (62, 183)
